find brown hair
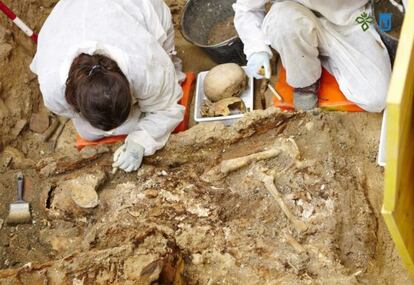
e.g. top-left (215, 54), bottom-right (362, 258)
top-left (65, 53), bottom-right (132, 131)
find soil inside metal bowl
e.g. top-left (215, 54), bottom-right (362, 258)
top-left (207, 16), bottom-right (238, 46)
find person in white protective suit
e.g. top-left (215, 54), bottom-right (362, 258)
top-left (233, 0), bottom-right (392, 111)
top-left (30, 0), bottom-right (186, 172)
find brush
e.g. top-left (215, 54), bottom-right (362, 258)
top-left (6, 172), bottom-right (32, 225)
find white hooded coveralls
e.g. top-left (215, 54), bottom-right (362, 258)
top-left (30, 0), bottom-right (184, 156)
top-left (233, 0), bottom-right (392, 112)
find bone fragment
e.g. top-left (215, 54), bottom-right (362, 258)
top-left (42, 118), bottom-right (60, 142)
top-left (284, 232), bottom-right (305, 253)
top-left (220, 148), bottom-right (281, 174)
top-left (49, 118), bottom-right (69, 151)
top-left (254, 168), bottom-right (308, 233)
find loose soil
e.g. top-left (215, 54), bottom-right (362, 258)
top-left (0, 0), bottom-right (411, 284)
top-left (207, 16), bottom-right (238, 46)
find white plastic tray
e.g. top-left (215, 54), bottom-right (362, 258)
top-left (194, 67), bottom-right (254, 126)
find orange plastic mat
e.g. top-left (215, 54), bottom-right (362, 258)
top-left (76, 72), bottom-right (195, 150)
top-left (174, 72), bottom-right (196, 133)
top-left (273, 67), bottom-right (364, 112)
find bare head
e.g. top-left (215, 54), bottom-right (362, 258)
top-left (65, 53), bottom-right (132, 131)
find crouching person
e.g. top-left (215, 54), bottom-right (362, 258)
top-left (233, 0), bottom-right (392, 111)
top-left (31, 0), bottom-right (185, 172)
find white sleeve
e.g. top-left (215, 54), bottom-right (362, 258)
top-left (127, 56), bottom-right (184, 156)
top-left (126, 103), bottom-right (184, 156)
top-left (34, 70), bottom-right (76, 118)
top-left (233, 0), bottom-right (273, 59)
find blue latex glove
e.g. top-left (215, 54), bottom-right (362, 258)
top-left (112, 140), bottom-right (144, 172)
top-left (246, 52), bottom-right (271, 79)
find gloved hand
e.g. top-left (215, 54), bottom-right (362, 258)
top-left (246, 52), bottom-right (271, 79)
top-left (112, 140), bottom-right (145, 172)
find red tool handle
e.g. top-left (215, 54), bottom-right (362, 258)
top-left (0, 1), bottom-right (15, 19)
top-left (0, 1), bottom-right (38, 43)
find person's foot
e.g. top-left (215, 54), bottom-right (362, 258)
top-left (293, 80), bottom-right (320, 111)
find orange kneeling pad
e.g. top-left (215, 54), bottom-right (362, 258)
top-left (273, 67), bottom-right (364, 112)
top-left (76, 72), bottom-right (195, 150)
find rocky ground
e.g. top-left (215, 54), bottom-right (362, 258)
top-left (0, 0), bottom-right (412, 284)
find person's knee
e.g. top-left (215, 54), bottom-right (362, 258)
top-left (364, 75), bottom-right (390, 112)
top-left (353, 86), bottom-right (387, 112)
top-left (262, 1), bottom-right (317, 51)
top-left (361, 95), bottom-right (386, 113)
top-left (263, 1), bottom-right (317, 40)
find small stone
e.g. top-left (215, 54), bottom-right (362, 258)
top-left (144, 189), bottom-right (158, 199)
top-left (160, 190), bottom-right (180, 203)
top-left (182, 184), bottom-right (196, 192)
top-left (187, 204), bottom-right (210, 217)
top-left (172, 204), bottom-right (185, 215)
top-left (128, 211), bottom-right (141, 217)
top-left (192, 253), bottom-right (203, 265)
top-left (29, 112), bottom-right (50, 133)
top-left (301, 203), bottom-right (314, 219)
top-left (22, 262), bottom-right (32, 270)
top-left (70, 184), bottom-right (99, 209)
top-left (305, 121), bottom-right (314, 131)
top-left (68, 173), bottom-right (105, 208)
top-left (72, 277), bottom-right (85, 285)
top-left (0, 218), bottom-right (3, 230)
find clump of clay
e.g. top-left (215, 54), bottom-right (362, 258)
top-left (204, 63), bottom-right (247, 102)
top-left (43, 170), bottom-right (106, 220)
top-left (201, 97), bottom-right (246, 117)
top-left (70, 182), bottom-right (100, 209)
top-left (29, 112), bottom-right (50, 134)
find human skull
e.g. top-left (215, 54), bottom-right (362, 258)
top-left (204, 63), bottom-right (247, 102)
